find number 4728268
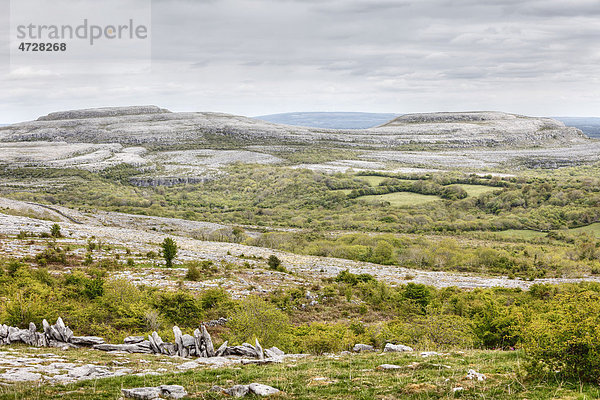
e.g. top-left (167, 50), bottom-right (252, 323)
top-left (18, 42), bottom-right (67, 52)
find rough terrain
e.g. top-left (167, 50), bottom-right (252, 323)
top-left (1, 197), bottom-right (599, 295)
top-left (0, 107), bottom-right (597, 177)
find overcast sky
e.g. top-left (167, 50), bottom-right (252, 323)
top-left (1, 0), bottom-right (599, 123)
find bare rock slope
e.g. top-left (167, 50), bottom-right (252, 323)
top-left (373, 111), bottom-right (587, 147)
top-left (0, 107), bottom-right (588, 148)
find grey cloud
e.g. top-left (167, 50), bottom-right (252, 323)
top-left (0, 0), bottom-right (599, 122)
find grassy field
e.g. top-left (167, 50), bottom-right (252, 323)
top-left (457, 184), bottom-right (499, 197)
top-left (2, 349), bottom-right (598, 399)
top-left (569, 222), bottom-right (600, 238)
top-left (492, 229), bottom-right (548, 240)
top-left (332, 189), bottom-right (354, 195)
top-left (358, 191), bottom-right (441, 207)
top-left (359, 175), bottom-right (389, 186)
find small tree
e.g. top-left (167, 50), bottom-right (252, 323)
top-left (161, 237), bottom-right (177, 268)
top-left (50, 224), bottom-right (62, 238)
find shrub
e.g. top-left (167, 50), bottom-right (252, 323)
top-left (155, 291), bottom-right (203, 327)
top-left (185, 260), bottom-right (217, 281)
top-left (35, 243), bottom-right (67, 266)
top-left (91, 280), bottom-right (152, 332)
top-left (227, 296), bottom-right (290, 348)
top-left (403, 283), bottom-right (431, 313)
top-left (267, 255), bottom-right (284, 271)
top-left (50, 224), bottom-right (62, 238)
top-left (521, 291), bottom-right (600, 382)
top-left (83, 277), bottom-right (104, 299)
top-left (471, 298), bottom-right (519, 348)
top-left (185, 264), bottom-right (201, 281)
top-left (380, 315), bottom-right (475, 350)
top-left (199, 288), bottom-right (231, 310)
top-left (7, 260), bottom-right (24, 277)
top-left (335, 270), bottom-right (375, 285)
top-left (292, 323), bottom-right (357, 354)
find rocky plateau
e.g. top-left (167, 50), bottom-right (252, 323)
top-left (0, 106), bottom-right (598, 178)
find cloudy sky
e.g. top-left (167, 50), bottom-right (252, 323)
top-left (1, 0), bottom-right (599, 122)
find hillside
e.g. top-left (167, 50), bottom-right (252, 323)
top-left (255, 111), bottom-right (399, 129)
top-left (0, 106), bottom-right (597, 177)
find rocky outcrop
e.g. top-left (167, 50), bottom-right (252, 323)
top-left (0, 318), bottom-right (281, 362)
top-left (122, 384), bottom-right (187, 399)
top-left (213, 383), bottom-right (280, 397)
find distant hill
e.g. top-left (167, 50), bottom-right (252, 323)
top-left (0, 107), bottom-right (588, 150)
top-left (255, 112), bottom-right (399, 129)
top-left (554, 117), bottom-right (600, 138)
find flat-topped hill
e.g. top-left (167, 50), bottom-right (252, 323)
top-left (370, 111), bottom-right (586, 147)
top-left (37, 106), bottom-right (171, 121)
top-left (0, 107), bottom-right (588, 149)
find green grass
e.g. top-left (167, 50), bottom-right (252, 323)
top-left (358, 192), bottom-right (441, 207)
top-left (456, 184), bottom-right (499, 197)
top-left (569, 223), bottom-right (600, 238)
top-left (493, 229), bottom-right (548, 240)
top-left (358, 176), bottom-right (388, 187)
top-left (332, 189), bottom-right (354, 195)
top-left (2, 350), bottom-right (599, 399)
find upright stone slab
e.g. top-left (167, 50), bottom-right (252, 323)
top-left (255, 338), bottom-right (264, 360)
top-left (173, 326), bottom-right (184, 357)
top-left (181, 334), bottom-right (194, 358)
top-left (201, 325), bottom-right (215, 357)
top-left (148, 333), bottom-right (160, 354)
top-left (193, 329), bottom-right (202, 357)
top-left (42, 319), bottom-right (51, 337)
top-left (151, 331), bottom-right (165, 354)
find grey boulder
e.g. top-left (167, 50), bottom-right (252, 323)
top-left (383, 343), bottom-right (413, 352)
top-left (352, 344), bottom-right (374, 353)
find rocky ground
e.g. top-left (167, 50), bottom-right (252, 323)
top-left (2, 197), bottom-right (599, 296)
top-left (0, 345), bottom-right (306, 386)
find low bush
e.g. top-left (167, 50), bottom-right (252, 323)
top-left (521, 290), bottom-right (600, 382)
top-left (227, 296), bottom-right (291, 348)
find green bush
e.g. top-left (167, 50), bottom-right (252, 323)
top-left (198, 288), bottom-right (233, 320)
top-left (227, 296), bottom-right (290, 348)
top-left (267, 255), bottom-right (286, 272)
top-left (292, 323), bottom-right (357, 354)
top-left (185, 260), bottom-right (218, 281)
top-left (403, 283), bottom-right (431, 313)
top-left (154, 291), bottom-right (202, 327)
top-left (83, 277), bottom-right (104, 299)
top-left (185, 264), bottom-right (201, 281)
top-left (521, 291), bottom-right (600, 382)
top-left (50, 224), bottom-right (62, 238)
top-left (335, 270), bottom-right (375, 285)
